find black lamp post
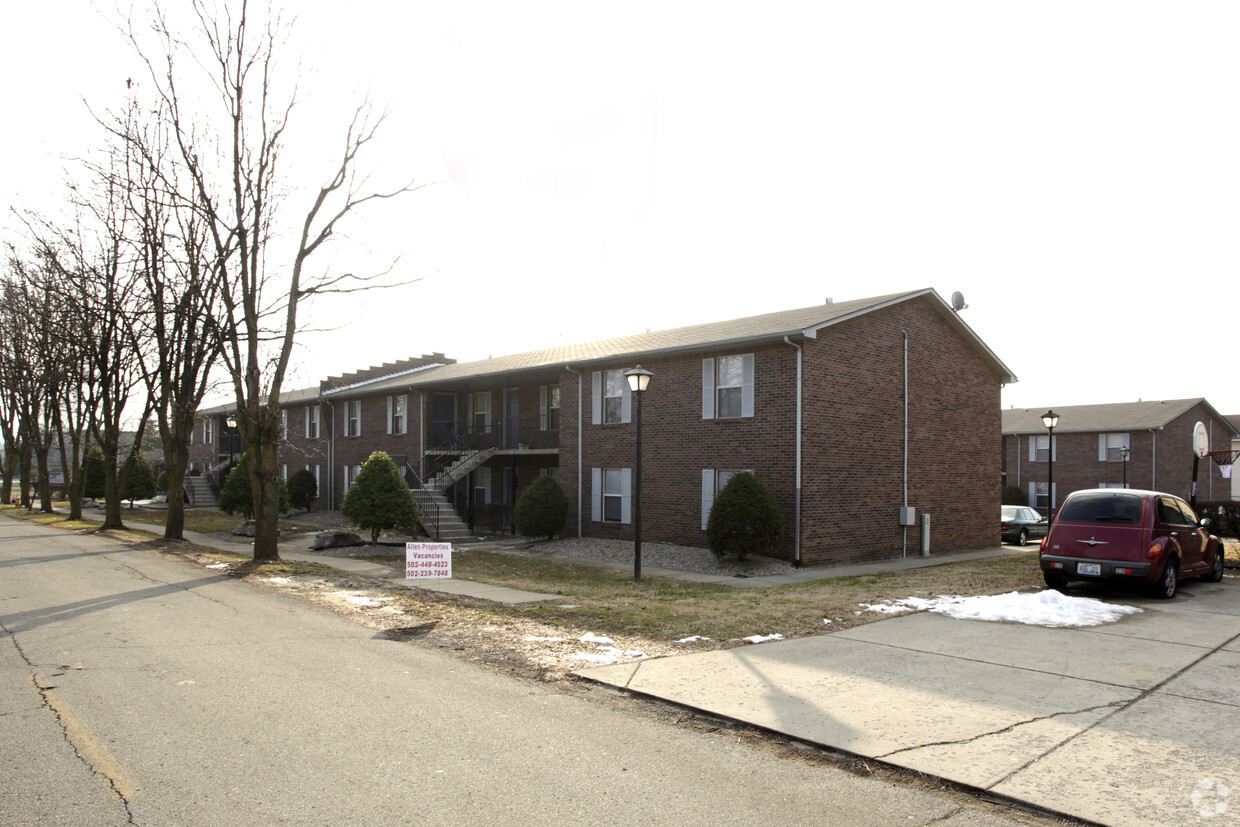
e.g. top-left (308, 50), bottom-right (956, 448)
top-left (1119, 446), bottom-right (1129, 488)
top-left (625, 365), bottom-right (653, 582)
top-left (225, 415), bottom-right (238, 468)
top-left (1041, 410), bottom-right (1059, 519)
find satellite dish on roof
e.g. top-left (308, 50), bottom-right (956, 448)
top-left (951, 291), bottom-right (968, 311)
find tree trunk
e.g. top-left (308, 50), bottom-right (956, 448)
top-left (247, 408), bottom-right (282, 562)
top-left (163, 449), bottom-right (189, 540)
top-left (34, 442), bottom-right (53, 513)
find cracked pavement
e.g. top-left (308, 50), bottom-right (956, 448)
top-left (577, 578), bottom-right (1240, 826)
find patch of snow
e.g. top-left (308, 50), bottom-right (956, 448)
top-left (742, 633), bottom-right (784, 644)
top-left (822, 619), bottom-right (832, 624)
top-left (263, 577), bottom-right (291, 583)
top-left (677, 635), bottom-right (712, 643)
top-left (579, 632), bottom-right (615, 645)
top-left (347, 596), bottom-right (383, 607)
top-left (862, 591), bottom-right (1143, 628)
top-left (577, 653), bottom-right (619, 665)
top-left (206, 563), bottom-right (229, 569)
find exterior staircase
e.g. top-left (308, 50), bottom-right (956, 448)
top-left (183, 475), bottom-right (217, 508)
top-left (412, 448), bottom-right (497, 541)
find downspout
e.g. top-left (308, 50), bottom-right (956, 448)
top-left (902, 331), bottom-right (909, 558)
top-left (565, 365), bottom-right (583, 539)
top-left (324, 398), bottom-right (336, 510)
top-left (783, 337), bottom-right (802, 566)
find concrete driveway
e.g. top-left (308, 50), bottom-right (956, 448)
top-left (576, 578), bottom-right (1240, 826)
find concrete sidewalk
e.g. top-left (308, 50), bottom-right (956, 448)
top-left (575, 578), bottom-right (1240, 826)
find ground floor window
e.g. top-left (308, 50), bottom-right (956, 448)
top-left (591, 468), bottom-right (630, 523)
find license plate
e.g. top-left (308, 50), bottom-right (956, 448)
top-left (1077, 562), bottom-right (1102, 576)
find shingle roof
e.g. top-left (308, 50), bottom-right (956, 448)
top-left (330, 287), bottom-right (1016, 396)
top-left (1002, 399), bottom-right (1239, 435)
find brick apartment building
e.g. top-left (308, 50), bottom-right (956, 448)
top-left (193, 288), bottom-right (1016, 567)
top-left (1001, 399), bottom-right (1239, 513)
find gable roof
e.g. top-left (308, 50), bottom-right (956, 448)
top-left (327, 287), bottom-right (1017, 397)
top-left (1003, 399), bottom-right (1240, 437)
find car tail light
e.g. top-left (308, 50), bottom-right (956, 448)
top-left (1147, 539), bottom-right (1166, 559)
top-left (1046, 561), bottom-right (1064, 570)
top-left (1115, 567), bottom-right (1136, 575)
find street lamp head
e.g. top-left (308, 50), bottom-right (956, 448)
top-left (1119, 447), bottom-right (1130, 460)
top-left (225, 415), bottom-right (237, 429)
top-left (1041, 410), bottom-right (1059, 430)
top-left (625, 365), bottom-right (654, 394)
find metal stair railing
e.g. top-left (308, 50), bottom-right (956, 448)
top-left (402, 463), bottom-right (440, 538)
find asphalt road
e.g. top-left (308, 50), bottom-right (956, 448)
top-left (1, 515), bottom-right (1055, 826)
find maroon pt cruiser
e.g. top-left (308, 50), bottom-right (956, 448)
top-left (1039, 489), bottom-right (1224, 599)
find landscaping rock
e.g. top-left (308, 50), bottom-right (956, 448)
top-left (311, 529), bottom-right (365, 549)
top-left (232, 520), bottom-right (256, 537)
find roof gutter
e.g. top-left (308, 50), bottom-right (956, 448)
top-left (783, 337), bottom-right (802, 567)
top-left (565, 365), bottom-right (583, 539)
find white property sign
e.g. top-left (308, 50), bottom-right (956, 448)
top-left (406, 543), bottom-right (452, 579)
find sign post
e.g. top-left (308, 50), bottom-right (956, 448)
top-left (406, 542), bottom-right (452, 579)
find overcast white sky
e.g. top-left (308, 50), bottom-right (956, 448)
top-left (3, 2), bottom-right (1239, 422)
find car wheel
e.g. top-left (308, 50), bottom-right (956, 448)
top-left (1017, 529), bottom-right (1029, 546)
top-left (1206, 548), bottom-right (1225, 583)
top-left (1152, 557), bottom-right (1178, 599)
top-left (1043, 571), bottom-right (1068, 590)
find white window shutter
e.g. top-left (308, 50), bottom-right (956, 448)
top-left (702, 358), bottom-right (715, 420)
top-left (622, 381), bottom-right (632, 424)
top-left (741, 353), bottom-right (755, 418)
top-left (592, 372), bottom-right (602, 425)
top-left (702, 470), bottom-right (715, 531)
top-left (1051, 483), bottom-right (1057, 509)
top-left (387, 397), bottom-right (394, 435)
top-left (1098, 434), bottom-right (1107, 462)
top-left (620, 468), bottom-right (632, 524)
top-left (539, 386), bottom-right (548, 431)
top-left (1051, 435), bottom-right (1056, 462)
top-left (591, 468), bottom-right (602, 521)
top-left (1028, 437), bottom-right (1036, 463)
top-left (1029, 482), bottom-right (1036, 507)
top-left (481, 392), bottom-right (492, 428)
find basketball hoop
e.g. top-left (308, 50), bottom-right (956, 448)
top-left (1209, 449), bottom-right (1240, 480)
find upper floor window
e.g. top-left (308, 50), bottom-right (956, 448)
top-left (305, 405), bottom-right (320, 439)
top-left (388, 394), bottom-right (407, 435)
top-left (541, 385), bottom-right (560, 431)
top-left (703, 354), bottom-right (754, 419)
top-left (1099, 433), bottom-right (1129, 462)
top-left (345, 400), bottom-right (362, 437)
top-left (472, 391), bottom-right (491, 433)
top-left (204, 419), bottom-right (214, 444)
top-left (1029, 434), bottom-right (1055, 463)
top-left (604, 369), bottom-right (625, 424)
top-left (280, 410), bottom-right (288, 440)
top-left (591, 371), bottom-right (631, 425)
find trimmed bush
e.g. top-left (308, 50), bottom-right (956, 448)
top-left (341, 451), bottom-right (419, 544)
top-left (217, 455), bottom-right (290, 519)
top-left (288, 468), bottom-right (318, 511)
top-left (513, 475), bottom-right (568, 539)
top-left (1001, 485), bottom-right (1027, 506)
top-left (706, 472), bottom-right (784, 562)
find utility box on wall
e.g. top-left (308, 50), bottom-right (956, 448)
top-left (899, 507), bottom-right (917, 526)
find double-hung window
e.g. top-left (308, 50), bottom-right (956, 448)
top-left (345, 400), bottom-right (362, 437)
top-left (702, 354), bottom-right (754, 419)
top-left (591, 371), bottom-right (631, 425)
top-left (591, 468), bottom-right (631, 523)
top-left (1099, 433), bottom-right (1129, 462)
top-left (344, 464), bottom-right (362, 488)
top-left (1029, 434), bottom-right (1054, 463)
top-left (388, 395), bottom-right (407, 435)
top-left (305, 405), bottom-right (320, 439)
top-left (204, 419), bottom-right (214, 444)
top-left (540, 385), bottom-right (560, 431)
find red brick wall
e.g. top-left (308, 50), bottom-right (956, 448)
top-left (559, 296), bottom-right (1004, 566)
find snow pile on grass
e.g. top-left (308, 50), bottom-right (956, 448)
top-left (862, 591), bottom-right (1142, 628)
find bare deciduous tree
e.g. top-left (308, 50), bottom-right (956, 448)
top-left (127, 0), bottom-right (421, 560)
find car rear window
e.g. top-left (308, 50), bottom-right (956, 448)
top-left (1057, 494), bottom-right (1143, 523)
top-left (1002, 506), bottom-right (1019, 519)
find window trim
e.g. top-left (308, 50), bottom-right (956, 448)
top-left (345, 400), bottom-right (362, 437)
top-left (305, 405), bottom-right (320, 440)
